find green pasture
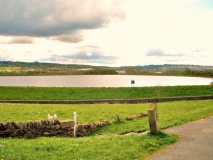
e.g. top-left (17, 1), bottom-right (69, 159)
top-left (0, 100), bottom-right (213, 159)
top-left (1, 100), bottom-right (213, 134)
top-left (0, 85), bottom-right (212, 100)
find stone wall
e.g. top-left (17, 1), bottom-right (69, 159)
top-left (0, 119), bottom-right (108, 138)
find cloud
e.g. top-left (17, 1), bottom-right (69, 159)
top-left (146, 49), bottom-right (184, 57)
top-left (76, 45), bottom-right (100, 49)
top-left (50, 32), bottom-right (84, 43)
top-left (0, 0), bottom-right (126, 42)
top-left (46, 51), bottom-right (119, 65)
top-left (1, 36), bottom-right (35, 44)
top-left (53, 51), bottom-right (118, 60)
top-left (146, 49), bottom-right (165, 56)
top-left (70, 51), bottom-right (119, 60)
top-left (191, 49), bottom-right (206, 52)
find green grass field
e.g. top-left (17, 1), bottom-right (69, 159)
top-left (1, 100), bottom-right (213, 134)
top-left (0, 85), bottom-right (212, 100)
top-left (0, 100), bottom-right (213, 159)
top-left (0, 132), bottom-right (178, 160)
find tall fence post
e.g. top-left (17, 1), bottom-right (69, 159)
top-left (73, 112), bottom-right (77, 137)
top-left (147, 103), bottom-right (160, 134)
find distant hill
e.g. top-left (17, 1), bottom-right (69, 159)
top-left (119, 64), bottom-right (213, 71)
top-left (119, 64), bottom-right (213, 77)
top-left (0, 61), bottom-right (94, 69)
top-left (0, 61), bottom-right (117, 75)
top-left (0, 61), bottom-right (213, 76)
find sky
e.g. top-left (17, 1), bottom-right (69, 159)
top-left (0, 0), bottom-right (213, 67)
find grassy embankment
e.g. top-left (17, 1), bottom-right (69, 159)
top-left (1, 99), bottom-right (213, 159)
top-left (0, 85), bottom-right (212, 100)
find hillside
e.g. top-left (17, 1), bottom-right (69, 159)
top-left (0, 61), bottom-right (213, 77)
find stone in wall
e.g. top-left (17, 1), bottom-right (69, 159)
top-left (125, 113), bottom-right (148, 121)
top-left (77, 120), bottom-right (109, 137)
top-left (60, 120), bottom-right (74, 129)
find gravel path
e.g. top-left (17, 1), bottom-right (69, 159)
top-left (146, 116), bottom-right (213, 160)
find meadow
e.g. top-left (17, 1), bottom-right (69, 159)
top-left (1, 99), bottom-right (213, 159)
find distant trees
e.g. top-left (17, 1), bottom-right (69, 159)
top-left (84, 68), bottom-right (117, 74)
top-left (0, 61), bottom-right (213, 77)
top-left (162, 69), bottom-right (213, 77)
top-left (125, 67), bottom-right (136, 74)
top-left (124, 67), bottom-right (213, 77)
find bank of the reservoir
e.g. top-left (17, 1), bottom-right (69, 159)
top-left (0, 85), bottom-right (212, 101)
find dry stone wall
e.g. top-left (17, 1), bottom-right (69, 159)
top-left (0, 95), bottom-right (213, 104)
top-left (0, 119), bottom-right (108, 138)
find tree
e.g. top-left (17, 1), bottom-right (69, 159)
top-left (125, 67), bottom-right (135, 74)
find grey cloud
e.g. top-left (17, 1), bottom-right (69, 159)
top-left (0, 0), bottom-right (126, 40)
top-left (46, 51), bottom-right (119, 64)
top-left (146, 49), bottom-right (165, 56)
top-left (58, 51), bottom-right (118, 60)
top-left (1, 36), bottom-right (35, 44)
top-left (146, 49), bottom-right (184, 57)
top-left (50, 32), bottom-right (84, 43)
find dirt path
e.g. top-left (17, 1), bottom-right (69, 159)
top-left (146, 116), bottom-right (213, 160)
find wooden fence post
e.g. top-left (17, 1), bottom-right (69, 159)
top-left (73, 112), bottom-right (77, 137)
top-left (147, 103), bottom-right (160, 134)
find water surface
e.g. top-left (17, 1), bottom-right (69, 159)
top-left (0, 75), bottom-right (211, 87)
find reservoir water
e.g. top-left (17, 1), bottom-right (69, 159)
top-left (0, 75), bottom-right (211, 87)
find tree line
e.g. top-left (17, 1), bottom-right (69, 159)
top-left (125, 67), bottom-right (213, 77)
top-left (162, 69), bottom-right (213, 77)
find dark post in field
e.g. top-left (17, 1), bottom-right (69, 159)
top-left (147, 103), bottom-right (160, 134)
top-left (131, 80), bottom-right (135, 87)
